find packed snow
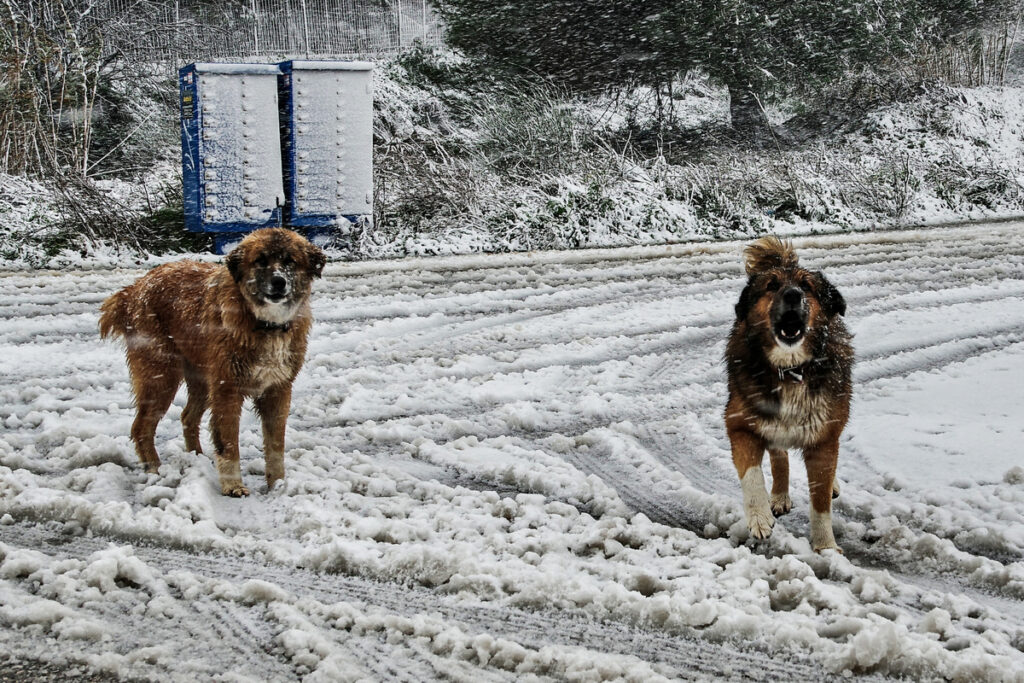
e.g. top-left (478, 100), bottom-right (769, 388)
top-left (1, 222), bottom-right (1023, 681)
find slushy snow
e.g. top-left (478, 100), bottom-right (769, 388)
top-left (1, 223), bottom-right (1023, 681)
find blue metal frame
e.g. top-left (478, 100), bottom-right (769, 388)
top-left (277, 63), bottom-right (296, 227)
top-left (179, 65), bottom-right (203, 233)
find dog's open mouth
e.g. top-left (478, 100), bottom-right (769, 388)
top-left (263, 293), bottom-right (288, 304)
top-left (774, 311), bottom-right (805, 344)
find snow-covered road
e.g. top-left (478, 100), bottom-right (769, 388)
top-left (1, 223), bottom-right (1023, 681)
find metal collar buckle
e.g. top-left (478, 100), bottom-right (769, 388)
top-left (778, 365), bottom-right (804, 383)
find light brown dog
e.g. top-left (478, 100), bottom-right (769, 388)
top-left (725, 237), bottom-right (853, 552)
top-left (99, 228), bottom-right (325, 496)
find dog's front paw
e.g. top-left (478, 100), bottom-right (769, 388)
top-left (814, 543), bottom-right (843, 555)
top-left (215, 455), bottom-right (249, 497)
top-left (746, 506), bottom-right (775, 539)
top-left (265, 462), bottom-right (284, 491)
top-left (810, 509), bottom-right (839, 553)
top-left (770, 492), bottom-right (792, 517)
top-left (220, 480), bottom-right (250, 497)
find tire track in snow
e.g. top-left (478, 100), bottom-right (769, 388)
top-left (0, 522), bottom-right (839, 681)
top-left (5, 317), bottom-right (1021, 533)
top-left (4, 222), bottom-right (1024, 681)
top-left (5, 222), bottom-right (1020, 330)
top-left (8, 315), bottom-right (1022, 507)
top-left (287, 314), bottom-right (1022, 478)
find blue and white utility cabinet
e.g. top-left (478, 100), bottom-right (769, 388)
top-left (179, 63), bottom-right (285, 252)
top-left (277, 60), bottom-right (374, 242)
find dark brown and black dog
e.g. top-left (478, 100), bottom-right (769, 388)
top-left (725, 237), bottom-right (853, 552)
top-left (99, 228), bottom-right (325, 496)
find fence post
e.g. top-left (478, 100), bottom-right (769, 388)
top-left (251, 0), bottom-right (260, 54)
top-left (396, 0), bottom-right (403, 49)
top-left (422, 0), bottom-right (427, 42)
top-left (300, 0), bottom-right (310, 59)
top-left (174, 0), bottom-right (181, 63)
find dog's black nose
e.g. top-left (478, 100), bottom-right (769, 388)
top-left (782, 287), bottom-right (803, 307)
top-left (270, 275), bottom-right (287, 293)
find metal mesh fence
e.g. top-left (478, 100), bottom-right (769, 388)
top-left (75, 0), bottom-right (443, 63)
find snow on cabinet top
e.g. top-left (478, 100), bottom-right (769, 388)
top-left (189, 63), bottom-right (283, 75)
top-left (286, 60), bottom-right (374, 71)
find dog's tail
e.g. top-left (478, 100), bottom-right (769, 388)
top-left (744, 236), bottom-right (799, 276)
top-left (98, 288), bottom-right (131, 340)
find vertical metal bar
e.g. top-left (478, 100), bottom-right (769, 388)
top-left (174, 0), bottom-right (181, 65)
top-left (395, 0), bottom-right (403, 49)
top-left (300, 0), bottom-right (310, 58)
top-left (251, 0), bottom-right (259, 55)
top-left (422, 0), bottom-right (427, 42)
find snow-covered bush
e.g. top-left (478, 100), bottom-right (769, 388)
top-left (0, 2), bottom-right (189, 266)
top-left (358, 49), bottom-right (1024, 260)
top-left (7, 46), bottom-right (1024, 267)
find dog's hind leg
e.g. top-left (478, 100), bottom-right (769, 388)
top-left (181, 362), bottom-right (208, 454)
top-left (128, 351), bottom-right (182, 474)
top-left (768, 448), bottom-right (792, 516)
top-left (255, 384), bottom-right (291, 491)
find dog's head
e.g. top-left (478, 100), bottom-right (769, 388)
top-left (225, 229), bottom-right (326, 325)
top-left (735, 237), bottom-right (845, 366)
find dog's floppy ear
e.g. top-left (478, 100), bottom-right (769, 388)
top-left (735, 280), bottom-right (754, 320)
top-left (305, 242), bottom-right (326, 278)
top-left (225, 246), bottom-right (245, 283)
top-left (816, 272), bottom-right (846, 318)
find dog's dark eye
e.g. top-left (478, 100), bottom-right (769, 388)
top-left (799, 279), bottom-right (812, 292)
top-left (765, 278), bottom-right (780, 292)
top-left (281, 256), bottom-right (293, 267)
top-left (256, 256), bottom-right (268, 267)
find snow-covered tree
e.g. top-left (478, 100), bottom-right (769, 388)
top-left (435, 0), bottom-right (1020, 138)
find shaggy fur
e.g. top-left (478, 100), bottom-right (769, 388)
top-left (743, 235), bottom-right (800, 275)
top-left (725, 237), bottom-right (853, 552)
top-left (99, 228), bottom-right (325, 496)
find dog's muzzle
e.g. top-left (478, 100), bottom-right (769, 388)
top-left (773, 287), bottom-right (807, 344)
top-left (263, 273), bottom-right (290, 303)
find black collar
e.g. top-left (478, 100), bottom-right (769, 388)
top-left (255, 319), bottom-right (291, 333)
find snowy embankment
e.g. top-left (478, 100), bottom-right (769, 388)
top-left (370, 68), bottom-right (1024, 258)
top-left (1, 223), bottom-right (1023, 680)
top-left (8, 63), bottom-right (1024, 267)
